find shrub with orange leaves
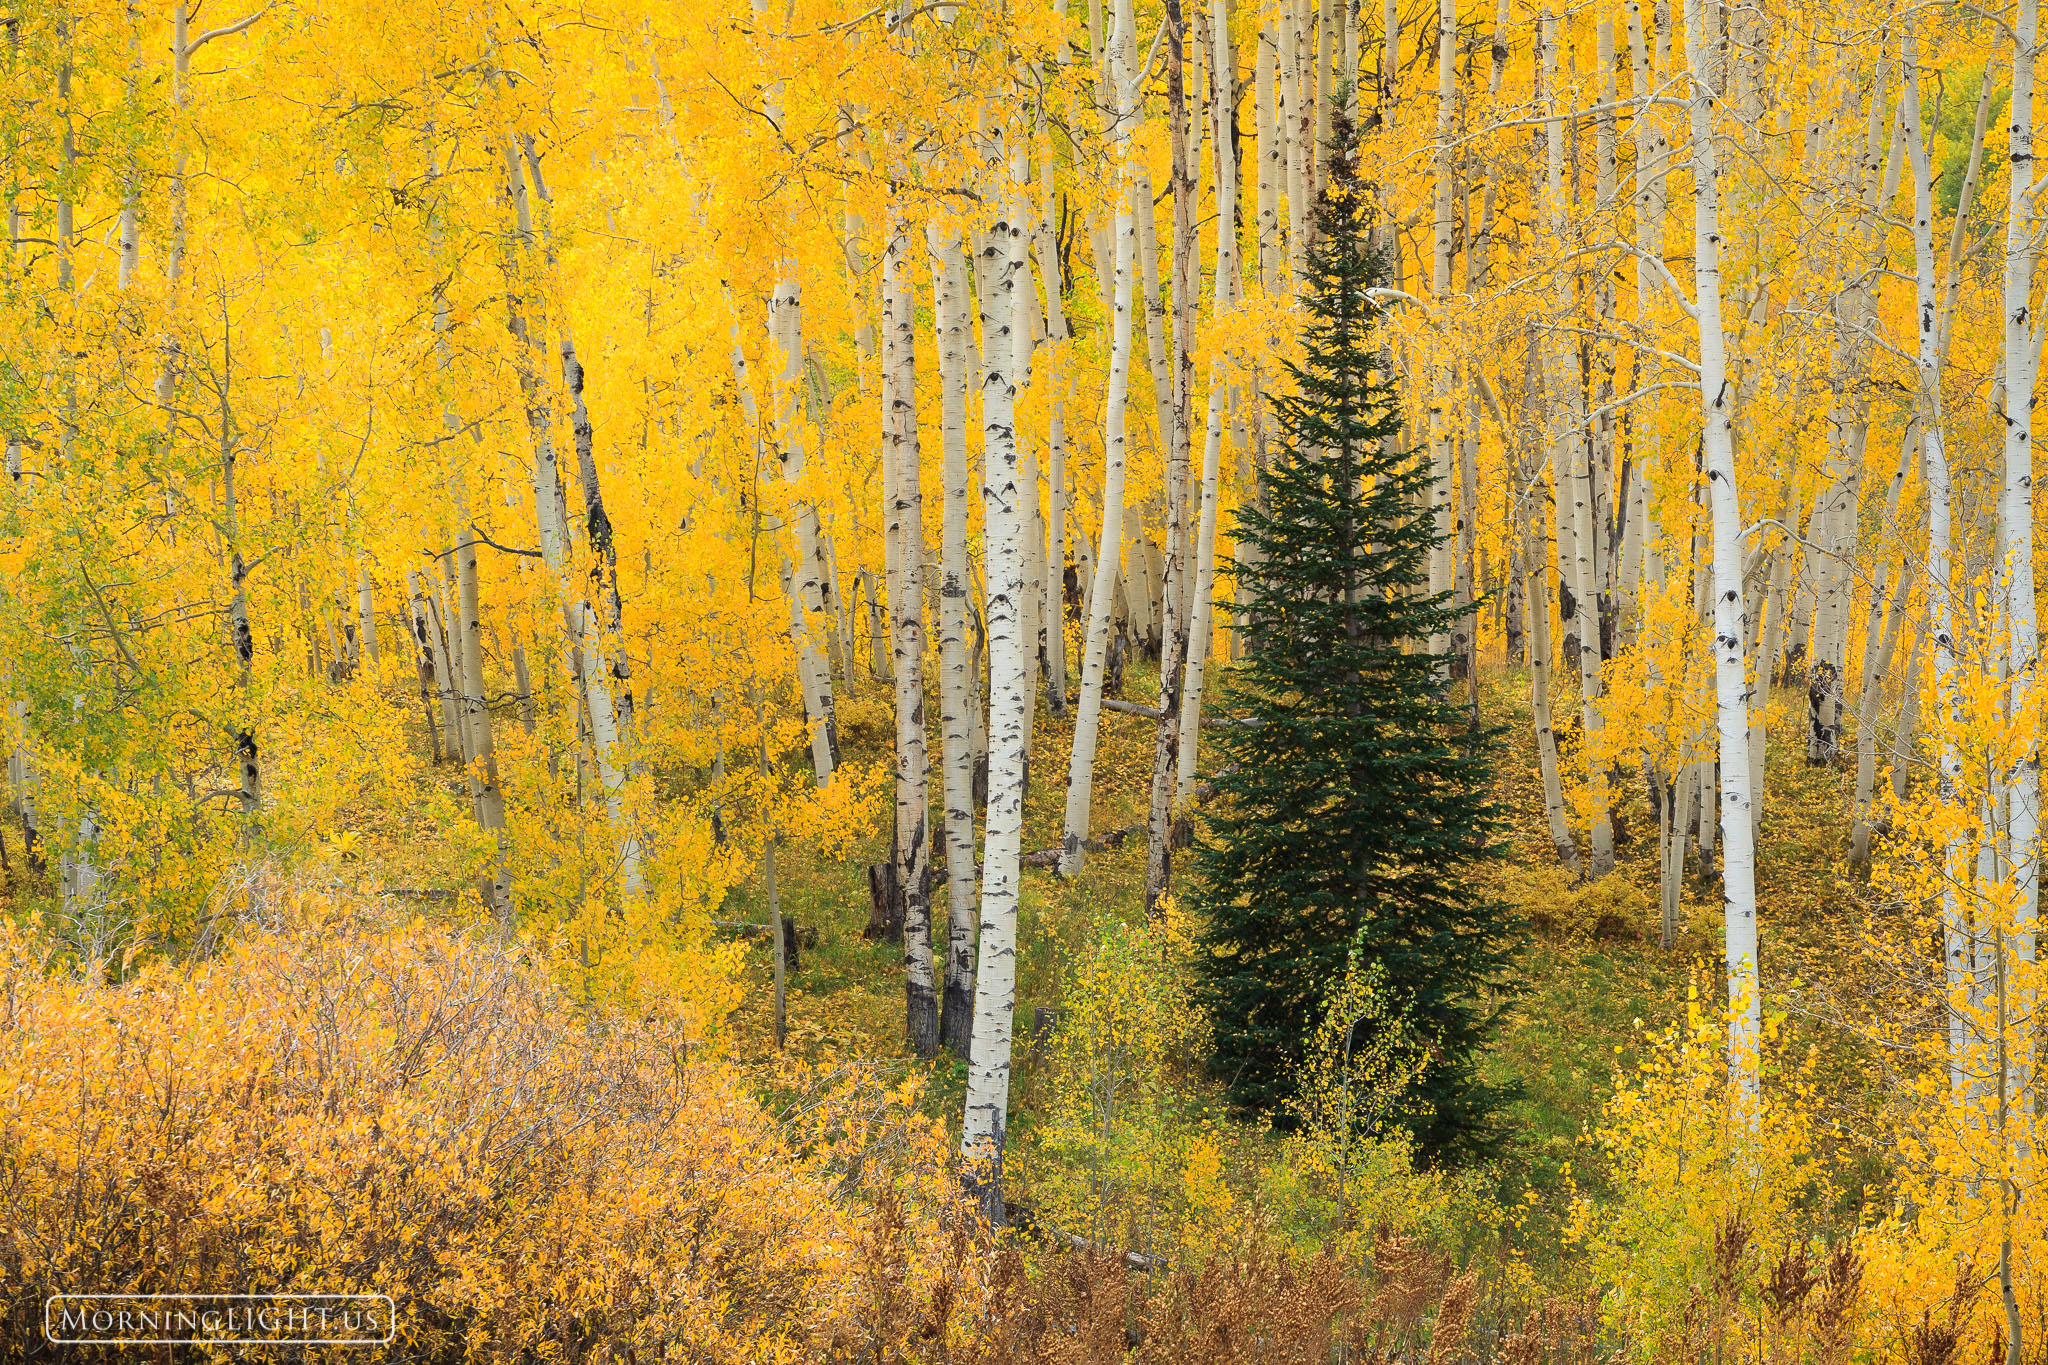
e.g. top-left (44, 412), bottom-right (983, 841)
top-left (0, 885), bottom-right (972, 1362)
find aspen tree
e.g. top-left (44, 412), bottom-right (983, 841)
top-left (1257, 22), bottom-right (1282, 289)
top-left (1523, 463), bottom-right (1581, 874)
top-left (1999, 0), bottom-right (2042, 1145)
top-left (1166, 0), bottom-right (1237, 806)
top-left (1144, 0), bottom-right (1207, 915)
top-left (768, 271), bottom-right (841, 785)
top-left (499, 130), bottom-right (643, 904)
top-left (357, 571), bottom-right (379, 669)
top-left (962, 127), bottom-right (1032, 1225)
top-left (1175, 377), bottom-right (1227, 799)
top-left (1540, 8), bottom-right (1612, 877)
top-left (751, 0), bottom-right (838, 785)
top-left (453, 484), bottom-right (513, 931)
top-left (1592, 17), bottom-right (1619, 660)
top-left (1014, 185), bottom-right (1045, 784)
top-left (1059, 0), bottom-right (1141, 879)
top-left (883, 218), bottom-right (937, 1058)
top-left (1680, 0), bottom-right (1759, 1105)
top-left (1035, 122), bottom-right (1072, 713)
top-left (1426, 0), bottom-right (1456, 665)
top-left (1283, 0), bottom-right (1309, 282)
top-left (932, 224), bottom-right (978, 1055)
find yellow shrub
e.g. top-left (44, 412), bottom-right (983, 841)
top-left (1572, 991), bottom-right (1836, 1362)
top-left (0, 891), bottom-right (967, 1362)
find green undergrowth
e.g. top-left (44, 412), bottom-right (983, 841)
top-left (712, 655), bottom-right (1879, 1267)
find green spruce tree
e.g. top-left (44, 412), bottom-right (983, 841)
top-left (1192, 108), bottom-right (1521, 1168)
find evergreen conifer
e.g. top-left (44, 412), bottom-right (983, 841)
top-left (1192, 107), bottom-right (1522, 1168)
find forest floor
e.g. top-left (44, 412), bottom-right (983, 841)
top-left (711, 656), bottom-right (1887, 1259)
top-left (0, 652), bottom-right (1881, 1265)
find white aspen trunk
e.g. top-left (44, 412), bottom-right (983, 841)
top-left (932, 225), bottom-right (978, 1057)
top-left (1593, 19), bottom-right (1619, 645)
top-left (1525, 503), bottom-right (1581, 873)
top-left (1626, 0), bottom-right (1666, 653)
top-left (969, 599), bottom-right (990, 801)
top-left (453, 482), bottom-right (514, 930)
top-left (1752, 544), bottom-right (1791, 826)
top-left (1662, 763), bottom-right (1698, 947)
top-left (1903, 24), bottom-right (1974, 1096)
top-left (1135, 169), bottom-right (1175, 470)
top-left (1893, 634), bottom-right (1923, 811)
top-left (825, 526), bottom-right (855, 686)
top-left (839, 109), bottom-right (879, 372)
top-left (1207, 0), bottom-right (1239, 305)
top-left (1175, 377), bottom-right (1227, 798)
top-left (1343, 0), bottom-right (1358, 116)
top-left (962, 138), bottom-right (1032, 1225)
top-left (357, 569), bottom-right (379, 667)
top-left (884, 219), bottom-right (938, 1059)
top-left (1542, 11), bottom-right (1613, 877)
top-left (1037, 133), bottom-right (1072, 714)
top-left (2001, 0), bottom-right (2042, 1111)
top-left (1256, 22), bottom-right (1282, 290)
top-left (1849, 554), bottom-right (1910, 870)
top-left (1014, 182), bottom-right (1044, 781)
top-left (511, 630), bottom-right (537, 733)
top-left (405, 575), bottom-right (446, 762)
top-left (743, 0), bottom-right (837, 781)
top-left (1427, 0), bottom-right (1456, 664)
top-left (769, 276), bottom-right (840, 785)
top-left (416, 573), bottom-right (466, 763)
top-left (865, 571), bottom-right (892, 680)
top-left (1684, 0), bottom-right (1759, 1107)
top-left (500, 127), bottom-right (642, 902)
top-left (5, 701), bottom-right (34, 875)
top-left (1060, 2), bottom-right (1141, 879)
top-left (1315, 0), bottom-right (1335, 192)
top-left (1155, 0), bottom-right (1236, 815)
top-left (1809, 69), bottom-right (1892, 766)
top-left (1285, 0), bottom-right (1309, 281)
top-left (1047, 398), bottom-right (1071, 711)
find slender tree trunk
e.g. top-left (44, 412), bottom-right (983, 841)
top-left (1906, 27), bottom-right (1972, 1098)
top-left (1525, 490), bottom-right (1581, 873)
top-left (962, 135), bottom-right (1033, 1227)
top-left (1256, 22), bottom-right (1281, 290)
top-left (933, 226), bottom-right (978, 1057)
top-left (1683, 0), bottom-right (1760, 1106)
top-left (1284, 0), bottom-right (1308, 282)
top-left (1037, 135), bottom-right (1072, 715)
top-left (1848, 556), bottom-right (1910, 870)
top-left (1426, 0), bottom-right (1457, 664)
top-left (1541, 11), bottom-right (1613, 876)
top-left (1059, 21), bottom-right (1141, 879)
top-left (1175, 377), bottom-right (1227, 799)
top-left (2000, 0), bottom-right (2042, 1127)
top-left (749, 680), bottom-right (787, 1049)
top-left (884, 218), bottom-right (937, 1059)
top-left (454, 483), bottom-right (514, 930)
top-left (1143, 0), bottom-right (1205, 916)
top-left (500, 133), bottom-right (643, 902)
top-left (768, 272), bottom-right (840, 785)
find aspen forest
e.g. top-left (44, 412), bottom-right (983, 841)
top-left (1, 0), bottom-right (2046, 1355)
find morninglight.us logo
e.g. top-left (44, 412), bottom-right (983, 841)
top-left (44, 1294), bottom-right (396, 1346)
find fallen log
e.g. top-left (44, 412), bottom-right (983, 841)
top-left (1097, 697), bottom-right (1254, 727)
top-left (1004, 1201), bottom-right (1169, 1274)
